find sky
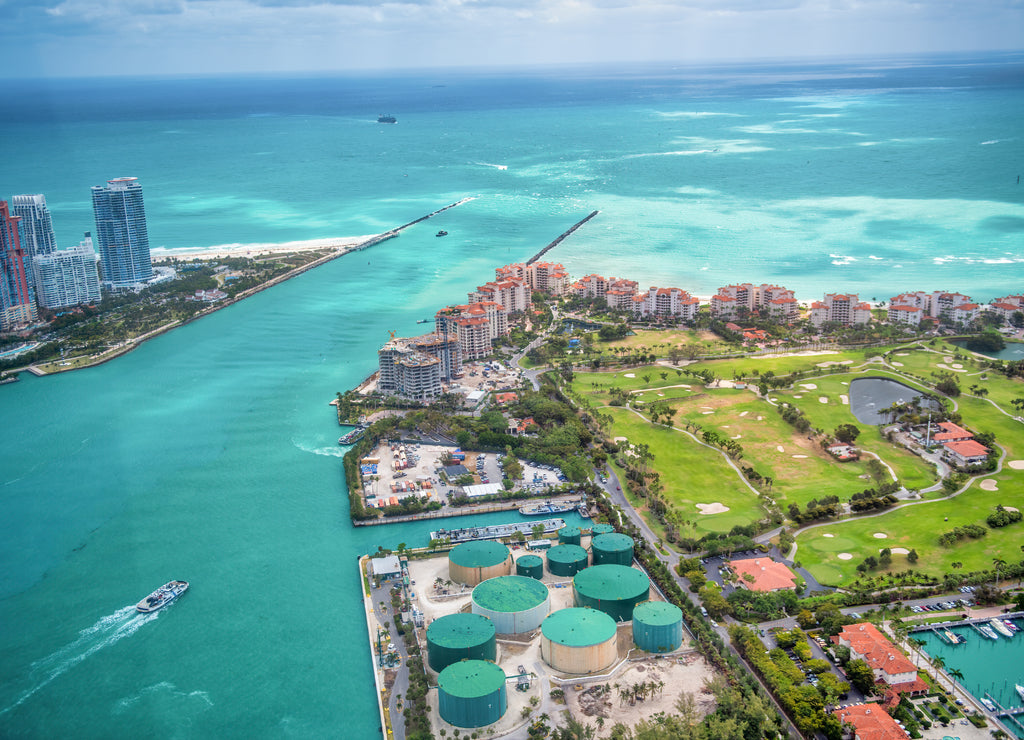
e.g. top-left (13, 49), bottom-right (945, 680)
top-left (0, 0), bottom-right (1022, 77)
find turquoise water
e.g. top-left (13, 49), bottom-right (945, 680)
top-left (951, 340), bottom-right (1024, 361)
top-left (918, 619), bottom-right (1024, 738)
top-left (1, 55), bottom-right (1023, 736)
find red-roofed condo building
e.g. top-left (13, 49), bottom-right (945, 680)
top-left (635, 287), bottom-right (700, 321)
top-left (810, 293), bottom-right (872, 327)
top-left (0, 201), bottom-right (38, 330)
top-left (710, 283), bottom-right (797, 320)
top-left (496, 262), bottom-right (570, 296)
top-left (436, 301), bottom-right (509, 360)
top-left (832, 704), bottom-right (910, 740)
top-left (469, 277), bottom-right (531, 314)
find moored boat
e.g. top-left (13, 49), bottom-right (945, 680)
top-left (981, 697), bottom-right (997, 712)
top-left (136, 580), bottom-right (188, 613)
top-left (1016, 683), bottom-right (1024, 702)
top-left (430, 518), bottom-right (564, 543)
top-left (979, 624), bottom-right (999, 640)
top-left (338, 426), bottom-right (365, 445)
top-left (943, 629), bottom-right (962, 644)
top-left (519, 501), bottom-right (576, 516)
top-left (1003, 619), bottom-right (1018, 633)
top-left (990, 618), bottom-right (1014, 638)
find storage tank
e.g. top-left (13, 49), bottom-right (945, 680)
top-left (540, 607), bottom-right (618, 674)
top-left (558, 525), bottom-right (581, 546)
top-left (546, 544), bottom-right (589, 577)
top-left (590, 523), bottom-right (615, 536)
top-left (632, 601), bottom-right (684, 653)
top-left (515, 554), bottom-right (544, 580)
top-left (448, 540), bottom-right (512, 587)
top-left (573, 564), bottom-right (650, 622)
top-left (437, 659), bottom-right (507, 728)
top-left (591, 533), bottom-right (634, 566)
top-left (472, 575), bottom-right (551, 634)
top-left (426, 613), bottom-right (497, 673)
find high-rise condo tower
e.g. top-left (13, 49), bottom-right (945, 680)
top-left (91, 177), bottom-right (153, 291)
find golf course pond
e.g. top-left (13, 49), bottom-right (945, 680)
top-left (848, 377), bottom-right (939, 425)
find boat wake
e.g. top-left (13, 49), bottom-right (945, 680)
top-left (474, 162), bottom-right (508, 170)
top-left (292, 438), bottom-right (346, 458)
top-left (0, 605), bottom-right (157, 716)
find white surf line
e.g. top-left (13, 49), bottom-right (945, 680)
top-left (1, 605), bottom-right (158, 716)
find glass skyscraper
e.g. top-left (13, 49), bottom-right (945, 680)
top-left (11, 194), bottom-right (58, 280)
top-left (0, 200), bottom-right (38, 329)
top-left (91, 177), bottom-right (153, 291)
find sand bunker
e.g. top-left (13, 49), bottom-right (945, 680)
top-left (840, 394), bottom-right (849, 404)
top-left (979, 479), bottom-right (998, 491)
top-left (822, 533), bottom-right (835, 538)
top-left (951, 363), bottom-right (964, 369)
top-left (897, 352), bottom-right (909, 356)
top-left (889, 548), bottom-right (910, 555)
top-left (657, 393), bottom-right (664, 396)
top-left (841, 381), bottom-right (848, 386)
top-left (623, 373), bottom-right (635, 378)
top-left (792, 454), bottom-right (808, 459)
top-left (890, 361), bottom-right (904, 367)
top-left (777, 445), bottom-right (785, 452)
top-left (757, 416), bottom-right (764, 421)
top-left (793, 395), bottom-right (803, 399)
top-left (819, 397), bottom-right (829, 403)
top-left (799, 383), bottom-right (818, 390)
top-left (702, 411), bottom-right (714, 415)
top-left (614, 437), bottom-right (628, 443)
top-left (696, 502), bottom-right (730, 515)
top-left (837, 553), bottom-right (853, 560)
top-left (1008, 460), bottom-right (1024, 470)
top-left (817, 360), bottom-right (854, 367)
top-left (731, 435), bottom-right (742, 440)
top-left (936, 363), bottom-right (967, 373)
top-left (873, 532), bottom-right (888, 539)
top-left (739, 411), bottom-right (749, 417)
top-left (1006, 506), bottom-right (1019, 512)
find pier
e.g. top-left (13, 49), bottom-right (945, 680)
top-left (349, 197), bottom-right (474, 254)
top-left (526, 210), bottom-right (599, 264)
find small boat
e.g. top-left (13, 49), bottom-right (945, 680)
top-left (943, 629), bottom-right (961, 645)
top-left (1016, 684), bottom-right (1024, 702)
top-left (990, 619), bottom-right (1014, 638)
top-left (981, 697), bottom-right (996, 712)
top-left (377, 114), bottom-right (396, 124)
top-left (1003, 619), bottom-right (1019, 633)
top-left (577, 502), bottom-right (591, 518)
top-left (979, 624), bottom-right (999, 640)
top-left (338, 426), bottom-right (365, 445)
top-left (435, 230), bottom-right (448, 237)
top-left (136, 581), bottom-right (188, 613)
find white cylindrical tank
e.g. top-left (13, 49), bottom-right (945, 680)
top-left (471, 575), bottom-right (551, 634)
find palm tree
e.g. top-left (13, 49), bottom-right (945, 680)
top-left (908, 637), bottom-right (926, 668)
top-left (948, 667), bottom-right (965, 691)
top-left (994, 557), bottom-right (1007, 588)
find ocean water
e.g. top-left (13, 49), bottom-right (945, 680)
top-left (1, 55), bottom-right (1023, 737)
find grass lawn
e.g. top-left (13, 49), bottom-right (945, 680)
top-left (604, 406), bottom-right (763, 535)
top-left (795, 466), bottom-right (1024, 587)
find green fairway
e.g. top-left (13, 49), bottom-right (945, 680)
top-left (604, 406), bottom-right (763, 535)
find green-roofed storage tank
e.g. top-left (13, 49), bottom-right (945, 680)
top-left (591, 533), bottom-right (634, 567)
top-left (573, 564), bottom-right (650, 622)
top-left (558, 525), bottom-right (582, 546)
top-left (471, 575), bottom-right (550, 634)
top-left (426, 613), bottom-right (497, 673)
top-left (546, 544), bottom-right (589, 577)
top-left (632, 601), bottom-right (684, 653)
top-left (589, 523), bottom-right (615, 536)
top-left (515, 554), bottom-right (544, 580)
top-left (448, 540), bottom-right (512, 586)
top-left (540, 607), bottom-right (618, 674)
top-left (437, 659), bottom-right (507, 728)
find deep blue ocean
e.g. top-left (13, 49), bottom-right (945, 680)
top-left (1, 54), bottom-right (1023, 737)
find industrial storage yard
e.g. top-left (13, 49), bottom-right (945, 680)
top-left (385, 531), bottom-right (721, 737)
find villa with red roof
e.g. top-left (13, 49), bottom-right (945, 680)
top-left (832, 704), bottom-right (910, 740)
top-left (727, 558), bottom-right (797, 592)
top-left (835, 623), bottom-right (919, 689)
top-left (932, 421), bottom-right (972, 443)
top-left (810, 293), bottom-right (872, 327)
top-left (635, 287), bottom-right (700, 321)
top-left (942, 439), bottom-right (990, 468)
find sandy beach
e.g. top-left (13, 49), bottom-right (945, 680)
top-left (150, 235), bottom-right (378, 261)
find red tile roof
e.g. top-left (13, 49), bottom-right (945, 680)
top-left (837, 623), bottom-right (916, 678)
top-left (944, 439), bottom-right (989, 457)
top-left (832, 704), bottom-right (909, 740)
top-left (727, 558), bottom-right (797, 592)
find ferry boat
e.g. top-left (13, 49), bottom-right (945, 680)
top-left (519, 501), bottom-right (576, 516)
top-left (990, 618), bottom-right (1015, 638)
top-left (136, 581), bottom-right (188, 613)
top-left (981, 697), bottom-right (997, 712)
top-left (430, 518), bottom-right (565, 544)
top-left (338, 426), bottom-right (365, 445)
top-left (377, 114), bottom-right (396, 123)
top-left (979, 624), bottom-right (999, 640)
